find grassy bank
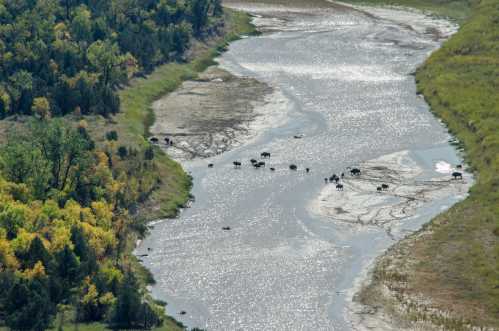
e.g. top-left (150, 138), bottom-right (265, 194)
top-left (343, 0), bottom-right (499, 328)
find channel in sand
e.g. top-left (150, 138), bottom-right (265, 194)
top-left (137, 2), bottom-right (469, 330)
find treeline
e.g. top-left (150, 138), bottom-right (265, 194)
top-left (0, 0), bottom-right (223, 118)
top-left (0, 118), bottom-right (171, 329)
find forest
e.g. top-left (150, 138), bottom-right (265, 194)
top-left (0, 0), bottom-right (224, 330)
top-left (0, 118), bottom-right (174, 330)
top-left (0, 0), bottom-right (222, 117)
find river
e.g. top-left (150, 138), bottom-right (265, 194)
top-left (137, 2), bottom-right (468, 330)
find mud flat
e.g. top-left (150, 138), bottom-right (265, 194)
top-left (151, 66), bottom-right (290, 160)
top-left (310, 150), bottom-right (470, 234)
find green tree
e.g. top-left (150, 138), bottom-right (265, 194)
top-left (0, 204), bottom-right (26, 240)
top-left (7, 71), bottom-right (33, 114)
top-left (189, 0), bottom-right (209, 35)
top-left (110, 271), bottom-right (142, 328)
top-left (117, 146), bottom-right (128, 159)
top-left (87, 40), bottom-right (127, 87)
top-left (71, 6), bottom-right (93, 42)
top-left (144, 146), bottom-right (154, 160)
top-left (5, 277), bottom-right (55, 331)
top-left (106, 130), bottom-right (118, 141)
top-left (31, 119), bottom-right (93, 192)
top-left (24, 236), bottom-right (51, 269)
top-left (212, 0), bottom-right (223, 16)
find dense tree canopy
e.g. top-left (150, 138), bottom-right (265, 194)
top-left (0, 0), bottom-right (222, 117)
top-left (0, 119), bottom-right (169, 329)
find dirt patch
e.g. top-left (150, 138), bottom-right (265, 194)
top-left (350, 227), bottom-right (497, 331)
top-left (150, 66), bottom-right (274, 160)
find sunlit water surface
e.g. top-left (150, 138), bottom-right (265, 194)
top-left (138, 3), bottom-right (464, 330)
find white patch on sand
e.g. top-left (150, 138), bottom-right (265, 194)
top-left (434, 160), bottom-right (452, 174)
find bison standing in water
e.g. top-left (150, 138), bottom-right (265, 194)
top-left (350, 168), bottom-right (361, 176)
top-left (381, 183), bottom-right (389, 190)
top-left (261, 152), bottom-right (271, 158)
top-left (336, 184), bottom-right (344, 191)
top-left (233, 161), bottom-right (241, 169)
top-left (289, 164), bottom-right (297, 171)
top-left (452, 171), bottom-right (463, 180)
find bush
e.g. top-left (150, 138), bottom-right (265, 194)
top-left (106, 131), bottom-right (118, 141)
top-left (144, 147), bottom-right (155, 161)
top-left (117, 146), bottom-right (128, 159)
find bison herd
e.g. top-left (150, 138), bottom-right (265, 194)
top-left (207, 152), bottom-right (465, 197)
top-left (211, 151), bottom-right (465, 233)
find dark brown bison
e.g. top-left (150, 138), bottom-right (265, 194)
top-left (452, 172), bottom-right (463, 180)
top-left (350, 168), bottom-right (361, 176)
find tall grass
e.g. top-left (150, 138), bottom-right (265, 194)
top-left (411, 0), bottom-right (499, 326)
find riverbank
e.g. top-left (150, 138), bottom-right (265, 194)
top-left (76, 8), bottom-right (257, 331)
top-left (84, 9), bottom-right (257, 222)
top-left (342, 0), bottom-right (499, 329)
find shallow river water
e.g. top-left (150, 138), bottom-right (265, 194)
top-left (137, 2), bottom-right (467, 330)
